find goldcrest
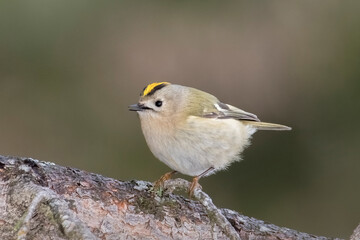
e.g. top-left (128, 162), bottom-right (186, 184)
top-left (129, 82), bottom-right (291, 196)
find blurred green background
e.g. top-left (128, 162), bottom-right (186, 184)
top-left (0, 1), bottom-right (359, 238)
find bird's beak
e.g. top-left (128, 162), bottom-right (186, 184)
top-left (128, 103), bottom-right (149, 111)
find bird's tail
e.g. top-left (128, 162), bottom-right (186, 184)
top-left (243, 121), bottom-right (291, 131)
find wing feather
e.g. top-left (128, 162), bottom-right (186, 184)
top-left (202, 102), bottom-right (260, 122)
top-left (201, 102), bottom-right (291, 131)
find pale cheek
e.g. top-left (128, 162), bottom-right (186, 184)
top-left (139, 111), bottom-right (156, 119)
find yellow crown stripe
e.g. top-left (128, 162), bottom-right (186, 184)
top-left (142, 82), bottom-right (170, 96)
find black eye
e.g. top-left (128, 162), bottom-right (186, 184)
top-left (155, 100), bottom-right (163, 107)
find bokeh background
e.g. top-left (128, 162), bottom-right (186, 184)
top-left (0, 1), bottom-right (359, 238)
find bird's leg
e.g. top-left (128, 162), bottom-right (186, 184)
top-left (154, 170), bottom-right (178, 189)
top-left (189, 167), bottom-right (214, 198)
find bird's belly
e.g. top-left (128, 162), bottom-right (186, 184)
top-left (143, 117), bottom-right (253, 176)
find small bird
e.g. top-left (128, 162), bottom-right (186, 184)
top-left (129, 82), bottom-right (291, 196)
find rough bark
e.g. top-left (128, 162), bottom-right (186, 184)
top-left (0, 155), bottom-right (347, 240)
top-left (351, 223), bottom-right (360, 240)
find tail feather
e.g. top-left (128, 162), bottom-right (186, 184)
top-left (243, 121), bottom-right (291, 131)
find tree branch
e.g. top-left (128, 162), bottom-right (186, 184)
top-left (0, 156), bottom-right (347, 239)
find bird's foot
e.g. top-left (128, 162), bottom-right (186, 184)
top-left (188, 176), bottom-right (202, 198)
top-left (153, 171), bottom-right (177, 196)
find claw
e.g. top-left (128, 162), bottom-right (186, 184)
top-left (153, 171), bottom-right (177, 192)
top-left (188, 176), bottom-right (201, 198)
top-left (188, 167), bottom-right (215, 198)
